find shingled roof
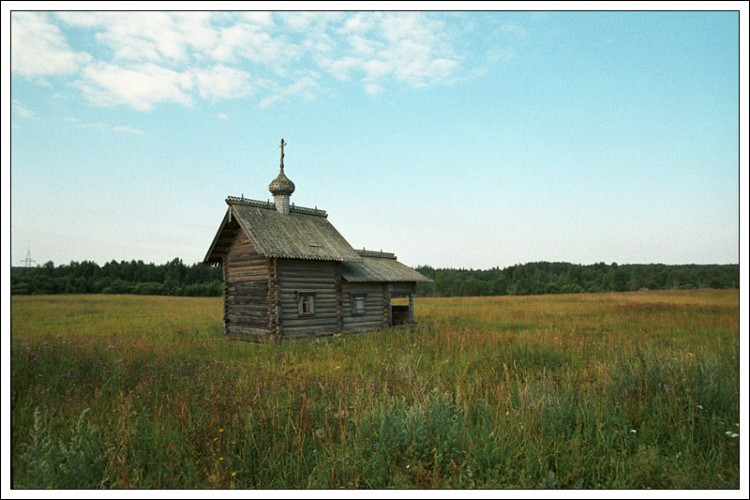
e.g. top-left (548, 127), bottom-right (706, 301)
top-left (341, 250), bottom-right (431, 283)
top-left (204, 197), bottom-right (362, 264)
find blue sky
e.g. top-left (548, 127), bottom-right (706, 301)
top-left (5, 5), bottom-right (746, 270)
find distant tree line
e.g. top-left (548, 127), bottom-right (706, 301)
top-left (11, 259), bottom-right (738, 297)
top-left (11, 258), bottom-right (222, 296)
top-left (414, 262), bottom-right (739, 297)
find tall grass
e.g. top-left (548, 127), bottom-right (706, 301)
top-left (10, 291), bottom-right (739, 489)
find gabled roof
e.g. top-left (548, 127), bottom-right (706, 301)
top-left (341, 250), bottom-right (431, 283)
top-left (204, 197), bottom-right (362, 264)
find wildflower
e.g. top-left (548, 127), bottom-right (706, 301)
top-left (231, 471), bottom-right (237, 477)
top-left (406, 464), bottom-right (411, 469)
top-left (219, 428), bottom-right (224, 433)
top-left (219, 457), bottom-right (224, 461)
top-left (630, 429), bottom-right (637, 434)
top-left (696, 405), bottom-right (703, 410)
top-left (213, 437), bottom-right (219, 442)
top-left (505, 411), bottom-right (510, 417)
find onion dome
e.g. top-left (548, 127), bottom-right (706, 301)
top-left (269, 138), bottom-right (295, 196)
top-left (269, 170), bottom-right (295, 195)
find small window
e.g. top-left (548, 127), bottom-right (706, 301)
top-left (298, 293), bottom-right (315, 316)
top-left (352, 294), bottom-right (367, 315)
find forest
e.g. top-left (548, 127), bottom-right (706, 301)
top-left (413, 262), bottom-right (739, 296)
top-left (10, 258), bottom-right (223, 297)
top-left (10, 258), bottom-right (739, 297)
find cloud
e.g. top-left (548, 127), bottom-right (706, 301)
top-left (75, 62), bottom-right (194, 110)
top-left (363, 82), bottom-right (383, 95)
top-left (239, 12), bottom-right (274, 26)
top-left (11, 12), bottom-right (91, 78)
top-left (217, 112), bottom-right (229, 121)
top-left (283, 11), bottom-right (342, 32)
top-left (192, 65), bottom-right (253, 100)
top-left (64, 117), bottom-right (144, 135)
top-left (499, 23), bottom-right (529, 41)
top-left (111, 126), bottom-right (144, 135)
top-left (211, 18), bottom-right (299, 67)
top-left (15, 12), bottom-right (492, 111)
top-left (259, 95), bottom-right (282, 109)
top-left (74, 121), bottom-right (108, 130)
top-left (57, 11), bottom-right (218, 65)
top-left (285, 74), bottom-right (319, 99)
top-left (257, 73), bottom-right (319, 109)
top-left (318, 12), bottom-right (462, 91)
top-left (12, 100), bottom-right (36, 119)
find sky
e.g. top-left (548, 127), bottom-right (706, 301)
top-left (4, 3), bottom-right (747, 271)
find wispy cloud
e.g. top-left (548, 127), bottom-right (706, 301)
top-left (499, 23), bottom-right (529, 41)
top-left (317, 12), bottom-right (461, 90)
top-left (56, 11), bottom-right (218, 65)
top-left (111, 126), bottom-right (144, 135)
top-left (258, 73), bottom-right (320, 109)
top-left (13, 12), bottom-right (503, 111)
top-left (65, 117), bottom-right (144, 135)
top-left (259, 95), bottom-right (282, 110)
top-left (192, 65), bottom-right (253, 100)
top-left (73, 120), bottom-right (108, 130)
top-left (211, 15), bottom-right (299, 67)
top-left (12, 100), bottom-right (36, 119)
top-left (363, 83), bottom-right (384, 95)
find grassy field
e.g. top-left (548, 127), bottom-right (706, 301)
top-left (10, 291), bottom-right (740, 489)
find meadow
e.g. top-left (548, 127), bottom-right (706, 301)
top-left (10, 291), bottom-right (740, 489)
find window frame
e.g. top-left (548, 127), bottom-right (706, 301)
top-left (296, 292), bottom-right (316, 317)
top-left (351, 293), bottom-right (367, 316)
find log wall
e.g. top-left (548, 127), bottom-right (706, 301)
top-left (277, 259), bottom-right (341, 338)
top-left (224, 232), bottom-right (271, 340)
top-left (341, 282), bottom-right (386, 333)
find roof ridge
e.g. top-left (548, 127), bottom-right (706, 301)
top-left (226, 196), bottom-right (328, 218)
top-left (357, 249), bottom-right (396, 259)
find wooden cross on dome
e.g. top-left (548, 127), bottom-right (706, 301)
top-left (279, 138), bottom-right (287, 170)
